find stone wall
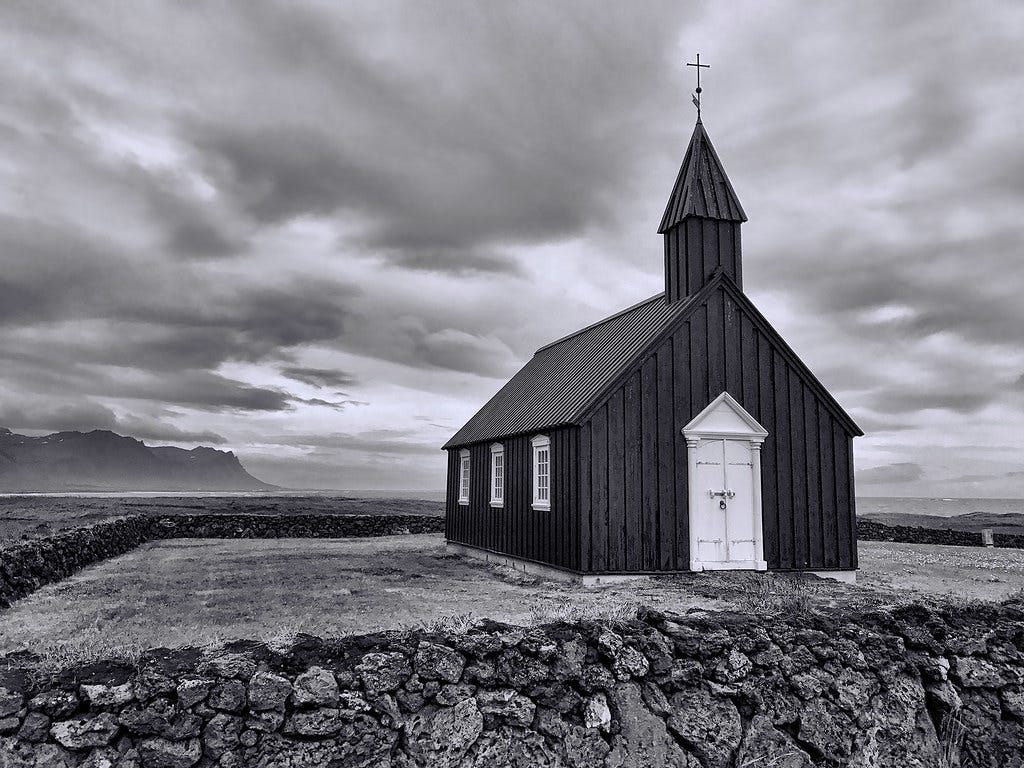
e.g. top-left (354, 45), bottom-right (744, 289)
top-left (0, 515), bottom-right (445, 609)
top-left (857, 518), bottom-right (1024, 549)
top-left (2, 602), bottom-right (1024, 766)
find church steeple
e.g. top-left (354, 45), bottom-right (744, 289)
top-left (659, 119), bottom-right (747, 302)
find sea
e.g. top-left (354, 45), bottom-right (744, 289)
top-left (857, 496), bottom-right (1024, 519)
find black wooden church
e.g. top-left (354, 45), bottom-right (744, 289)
top-left (443, 111), bottom-right (862, 582)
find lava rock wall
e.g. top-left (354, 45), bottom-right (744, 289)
top-left (857, 518), bottom-right (1024, 549)
top-left (3, 603), bottom-right (1024, 766)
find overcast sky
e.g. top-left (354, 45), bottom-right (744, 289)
top-left (1, 2), bottom-right (1022, 496)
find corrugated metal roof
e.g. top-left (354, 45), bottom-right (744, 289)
top-left (658, 120), bottom-right (747, 232)
top-left (444, 292), bottom-right (698, 448)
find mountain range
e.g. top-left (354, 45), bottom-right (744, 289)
top-left (0, 428), bottom-right (275, 492)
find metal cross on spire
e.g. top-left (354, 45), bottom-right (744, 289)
top-left (687, 53), bottom-right (710, 121)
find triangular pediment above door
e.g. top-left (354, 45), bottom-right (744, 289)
top-left (683, 392), bottom-right (768, 440)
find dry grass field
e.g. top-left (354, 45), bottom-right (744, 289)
top-left (4, 535), bottom-right (1024, 665)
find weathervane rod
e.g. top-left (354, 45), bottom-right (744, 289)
top-left (687, 53), bottom-right (710, 121)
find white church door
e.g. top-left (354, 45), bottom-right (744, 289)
top-left (692, 438), bottom-right (757, 566)
top-left (683, 392), bottom-right (769, 572)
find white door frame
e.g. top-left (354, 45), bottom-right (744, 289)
top-left (683, 392), bottom-right (769, 572)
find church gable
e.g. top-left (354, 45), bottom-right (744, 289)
top-left (575, 276), bottom-right (859, 573)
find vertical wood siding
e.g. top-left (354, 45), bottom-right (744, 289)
top-left (664, 218), bottom-right (742, 302)
top-left (579, 285), bottom-right (858, 572)
top-left (445, 427), bottom-right (580, 571)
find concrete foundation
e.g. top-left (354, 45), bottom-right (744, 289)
top-left (447, 541), bottom-right (858, 586)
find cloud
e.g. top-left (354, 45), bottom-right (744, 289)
top-left (280, 367), bottom-right (357, 390)
top-left (0, 1), bottom-right (1021, 492)
top-left (291, 397), bottom-right (367, 412)
top-left (857, 463), bottom-right (925, 486)
top-left (0, 401), bottom-right (226, 445)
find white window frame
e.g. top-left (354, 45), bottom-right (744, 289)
top-left (489, 443), bottom-right (504, 507)
top-left (531, 434), bottom-right (551, 511)
top-left (458, 449), bottom-right (470, 505)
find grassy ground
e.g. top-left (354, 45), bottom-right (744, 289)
top-left (856, 540), bottom-right (1024, 601)
top-left (4, 536), bottom-right (1023, 664)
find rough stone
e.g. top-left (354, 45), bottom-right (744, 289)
top-left (405, 697), bottom-right (483, 768)
top-left (292, 666), bottom-right (339, 707)
top-left (666, 686), bottom-right (742, 767)
top-left (203, 713), bottom-right (242, 756)
top-left (0, 688), bottom-right (24, 718)
top-left (461, 726), bottom-right (559, 767)
top-left (337, 691), bottom-right (372, 714)
top-left (80, 684), bottom-right (134, 709)
top-left (956, 656), bottom-right (1004, 688)
top-left (50, 713), bottom-right (120, 750)
top-left (18, 712), bottom-right (50, 742)
top-left (850, 675), bottom-right (942, 767)
top-left (239, 729), bottom-right (258, 748)
top-left (736, 715), bottom-right (813, 768)
top-left (561, 724), bottom-right (612, 768)
top-left (414, 642), bottom-right (466, 684)
top-left (356, 652), bottom-right (412, 694)
top-left (612, 646), bottom-right (650, 680)
top-left (175, 679), bottom-right (213, 709)
top-left (834, 668), bottom-right (876, 711)
top-left (583, 693), bottom-right (612, 731)
top-left (476, 688), bottom-right (536, 727)
top-left (0, 716), bottom-right (20, 735)
top-left (798, 700), bottom-right (853, 762)
top-left (29, 690), bottom-right (79, 718)
top-left (607, 683), bottom-right (696, 768)
top-left (201, 655), bottom-right (256, 681)
top-left (246, 672), bottom-right (291, 711)
top-left (208, 681), bottom-right (245, 713)
top-left (283, 708), bottom-right (343, 738)
top-left (139, 737), bottom-right (202, 768)
top-left (434, 683), bottom-right (474, 706)
top-left (246, 710), bottom-right (284, 734)
top-left (1002, 686), bottom-right (1024, 719)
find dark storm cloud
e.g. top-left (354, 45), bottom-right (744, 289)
top-left (109, 373), bottom-right (294, 413)
top-left (173, 2), bottom-right (681, 272)
top-left (135, 169), bottom-right (247, 259)
top-left (0, 216), bottom-right (139, 326)
top-left (0, 401), bottom-right (123, 434)
top-left (0, 401), bottom-right (226, 445)
top-left (281, 367), bottom-right (358, 390)
top-left (382, 248), bottom-right (522, 276)
top-left (857, 463), bottom-right (925, 486)
top-left (187, 121), bottom-right (400, 227)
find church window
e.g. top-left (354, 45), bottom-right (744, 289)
top-left (459, 449), bottom-right (470, 504)
top-left (531, 435), bottom-right (551, 511)
top-left (490, 443), bottom-right (504, 507)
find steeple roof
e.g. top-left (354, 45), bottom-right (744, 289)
top-left (658, 120), bottom-right (747, 232)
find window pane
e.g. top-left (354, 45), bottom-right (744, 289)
top-left (492, 452), bottom-right (503, 501)
top-left (460, 456), bottom-right (470, 499)
top-left (536, 447), bottom-right (550, 503)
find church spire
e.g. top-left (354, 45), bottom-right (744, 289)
top-left (660, 118), bottom-right (747, 303)
top-left (659, 120), bottom-right (747, 233)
